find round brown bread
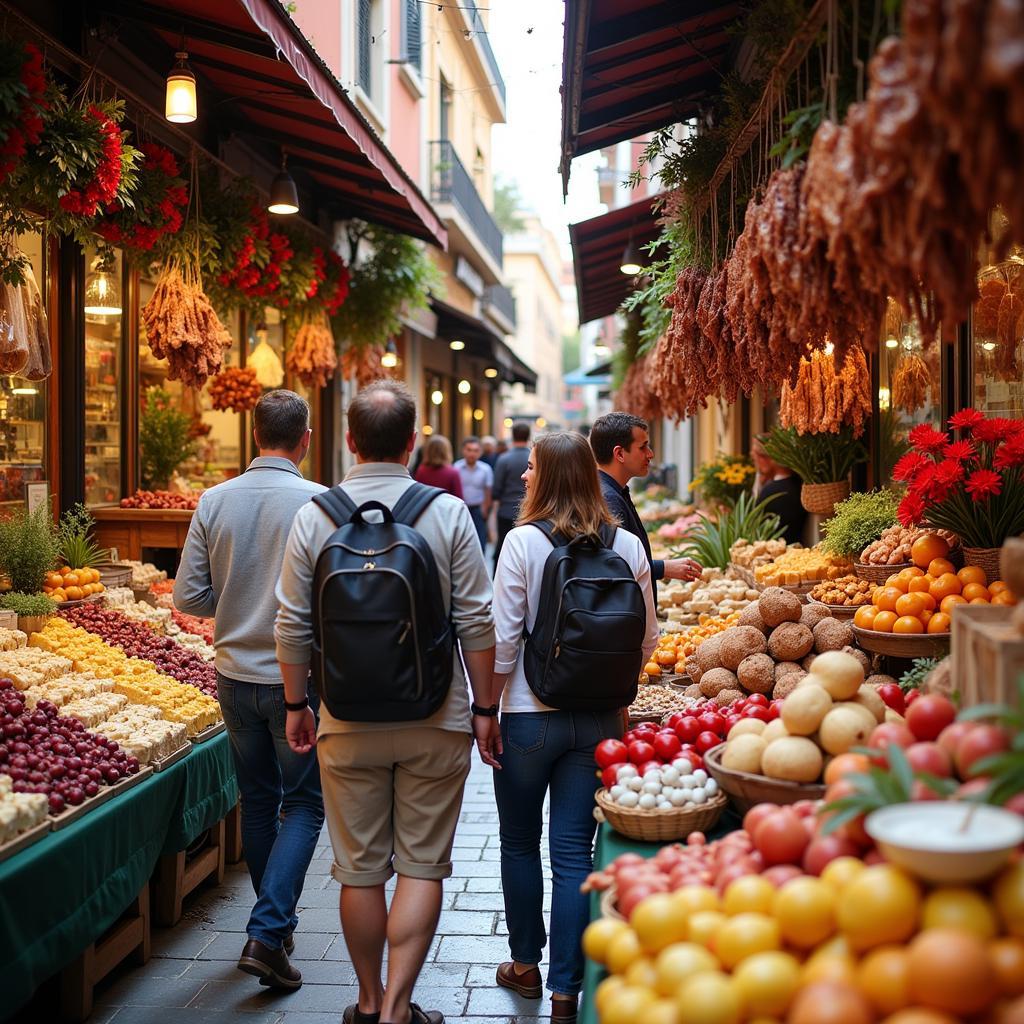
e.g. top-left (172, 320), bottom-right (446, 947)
top-left (813, 617), bottom-right (855, 653)
top-left (758, 587), bottom-right (803, 628)
top-left (699, 667), bottom-right (740, 699)
top-left (768, 622), bottom-right (815, 661)
top-left (737, 602), bottom-right (770, 636)
top-left (738, 653), bottom-right (776, 694)
top-left (719, 626), bottom-right (770, 671)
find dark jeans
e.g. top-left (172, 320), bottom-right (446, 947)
top-left (492, 709), bottom-right (624, 995)
top-left (493, 515), bottom-right (516, 570)
top-left (217, 673), bottom-right (325, 949)
top-left (467, 504), bottom-right (487, 550)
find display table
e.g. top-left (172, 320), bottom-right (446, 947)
top-left (579, 812), bottom-right (742, 1024)
top-left (91, 507), bottom-right (195, 560)
top-left (0, 734), bottom-right (236, 1020)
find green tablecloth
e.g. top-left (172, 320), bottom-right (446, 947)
top-left (0, 734), bottom-right (236, 1019)
top-left (579, 811), bottom-right (742, 1024)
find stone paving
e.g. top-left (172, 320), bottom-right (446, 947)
top-left (83, 757), bottom-right (553, 1024)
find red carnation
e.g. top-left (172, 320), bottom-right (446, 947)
top-left (893, 451), bottom-right (930, 482)
top-left (965, 469), bottom-right (1002, 502)
top-left (973, 419), bottom-right (1011, 445)
top-left (948, 408), bottom-right (985, 433)
top-left (943, 439), bottom-right (975, 462)
top-left (994, 435), bottom-right (1024, 470)
top-left (898, 492), bottom-right (926, 527)
top-left (908, 423), bottom-right (948, 453)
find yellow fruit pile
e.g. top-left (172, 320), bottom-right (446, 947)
top-left (43, 566), bottom-right (106, 603)
top-left (29, 618), bottom-right (219, 735)
top-left (755, 547), bottom-right (853, 588)
top-left (585, 859), bottom-right (1024, 1024)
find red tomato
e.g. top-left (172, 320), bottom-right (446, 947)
top-left (622, 730), bottom-right (640, 746)
top-left (627, 740), bottom-right (655, 765)
top-left (876, 683), bottom-right (906, 715)
top-left (868, 723), bottom-right (916, 764)
top-left (905, 688), bottom-right (921, 706)
top-left (905, 741), bottom-right (953, 778)
top-left (791, 799), bottom-right (820, 818)
top-left (594, 738), bottom-right (628, 769)
top-left (1004, 793), bottom-right (1024, 816)
top-left (618, 881), bottom-right (665, 919)
top-left (938, 721), bottom-right (976, 759)
top-left (763, 864), bottom-right (804, 888)
top-left (742, 704), bottom-right (770, 722)
top-left (600, 765), bottom-right (619, 789)
top-left (653, 732), bottom-right (682, 762)
top-left (753, 809), bottom-right (811, 866)
top-left (905, 693), bottom-right (957, 742)
top-left (802, 834), bottom-right (860, 875)
top-left (686, 753), bottom-right (704, 772)
top-left (634, 721), bottom-right (658, 737)
top-left (695, 731), bottom-right (721, 754)
top-left (673, 717), bottom-right (701, 743)
top-left (767, 700), bottom-right (783, 720)
top-left (699, 710), bottom-right (727, 736)
top-left (746, 693), bottom-right (769, 707)
top-left (956, 724), bottom-right (1011, 779)
top-left (743, 802), bottom-right (778, 837)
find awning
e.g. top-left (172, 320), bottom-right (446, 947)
top-left (560, 0), bottom-right (743, 192)
top-left (569, 193), bottom-right (664, 323)
top-left (565, 365), bottom-right (610, 387)
top-left (432, 299), bottom-right (538, 390)
top-left (98, 0), bottom-right (447, 248)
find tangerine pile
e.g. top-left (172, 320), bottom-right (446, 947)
top-left (42, 566), bottom-right (106, 603)
top-left (853, 534), bottom-right (1016, 635)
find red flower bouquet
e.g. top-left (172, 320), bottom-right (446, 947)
top-left (0, 41), bottom-right (47, 184)
top-left (894, 410), bottom-right (1024, 547)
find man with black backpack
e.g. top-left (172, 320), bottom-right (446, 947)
top-left (275, 380), bottom-right (496, 1024)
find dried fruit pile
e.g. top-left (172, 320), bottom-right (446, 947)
top-left (141, 260), bottom-right (232, 388)
top-left (287, 317), bottom-right (337, 389)
top-left (779, 348), bottom-right (871, 437)
top-left (119, 490), bottom-right (199, 511)
top-left (207, 366), bottom-right (261, 413)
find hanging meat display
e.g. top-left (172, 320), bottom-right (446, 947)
top-left (614, 353), bottom-right (662, 423)
top-left (779, 347), bottom-right (872, 435)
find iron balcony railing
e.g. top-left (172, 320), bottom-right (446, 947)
top-left (463, 0), bottom-right (506, 108)
top-left (430, 140), bottom-right (503, 267)
top-left (484, 283), bottom-right (516, 327)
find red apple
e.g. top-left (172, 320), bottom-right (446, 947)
top-left (905, 694), bottom-right (957, 742)
top-left (905, 741), bottom-right (953, 778)
top-left (956, 725), bottom-right (1010, 779)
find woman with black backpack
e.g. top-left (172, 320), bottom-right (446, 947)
top-left (481, 431), bottom-right (658, 1022)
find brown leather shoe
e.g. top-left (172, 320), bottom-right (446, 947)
top-left (237, 937), bottom-right (302, 990)
top-left (496, 961), bottom-right (543, 999)
top-left (550, 996), bottom-right (578, 1022)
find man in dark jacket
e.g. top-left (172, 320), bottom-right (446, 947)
top-left (590, 412), bottom-right (702, 582)
top-left (491, 423), bottom-right (530, 569)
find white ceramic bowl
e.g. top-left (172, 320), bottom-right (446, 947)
top-left (866, 801), bottom-right (1024, 884)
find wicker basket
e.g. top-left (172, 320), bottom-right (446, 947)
top-left (600, 886), bottom-right (625, 921)
top-left (96, 562), bottom-right (132, 588)
top-left (594, 788), bottom-right (727, 842)
top-left (962, 546), bottom-right (1004, 583)
top-left (854, 561), bottom-right (914, 585)
top-left (806, 595), bottom-right (858, 620)
top-left (801, 481), bottom-right (851, 516)
top-left (852, 624), bottom-right (951, 659)
top-left (704, 744), bottom-right (825, 814)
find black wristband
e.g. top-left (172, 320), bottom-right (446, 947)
top-left (471, 702), bottom-right (498, 717)
top-left (284, 696), bottom-right (309, 712)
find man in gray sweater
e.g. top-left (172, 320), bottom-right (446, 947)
top-left (175, 390), bottom-right (325, 992)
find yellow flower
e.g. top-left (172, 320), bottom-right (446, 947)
top-left (715, 471), bottom-right (728, 482)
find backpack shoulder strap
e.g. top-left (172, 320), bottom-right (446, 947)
top-left (312, 486), bottom-right (358, 526)
top-left (598, 523), bottom-right (618, 549)
top-left (391, 481), bottom-right (445, 526)
top-left (526, 520), bottom-right (573, 548)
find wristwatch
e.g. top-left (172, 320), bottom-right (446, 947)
top-left (284, 696), bottom-right (309, 712)
top-left (471, 702), bottom-right (498, 717)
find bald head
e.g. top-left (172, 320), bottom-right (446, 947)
top-left (347, 379), bottom-right (417, 462)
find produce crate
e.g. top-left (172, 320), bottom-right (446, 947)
top-left (953, 604), bottom-right (1024, 708)
top-left (152, 816), bottom-right (226, 926)
top-left (59, 883), bottom-right (150, 1021)
top-left (0, 609), bottom-right (18, 630)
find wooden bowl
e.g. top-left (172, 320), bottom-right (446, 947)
top-left (704, 744), bottom-right (826, 814)
top-left (852, 624), bottom-right (951, 659)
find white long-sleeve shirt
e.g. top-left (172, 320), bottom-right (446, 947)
top-left (493, 524), bottom-right (660, 713)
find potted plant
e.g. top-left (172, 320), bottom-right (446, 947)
top-left (893, 410), bottom-right (1024, 580)
top-left (820, 489), bottom-right (902, 561)
top-left (761, 425), bottom-right (869, 515)
top-left (0, 591), bottom-right (56, 634)
top-left (691, 453), bottom-right (756, 510)
top-left (139, 386), bottom-right (198, 490)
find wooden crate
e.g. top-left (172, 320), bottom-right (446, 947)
top-left (953, 604), bottom-right (1024, 707)
top-left (59, 884), bottom-right (150, 1021)
top-left (152, 817), bottom-right (226, 926)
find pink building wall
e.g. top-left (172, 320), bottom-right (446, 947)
top-left (291, 5), bottom-right (342, 81)
top-left (388, 0), bottom-right (421, 182)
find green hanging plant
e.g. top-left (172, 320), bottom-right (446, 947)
top-left (139, 387), bottom-right (198, 489)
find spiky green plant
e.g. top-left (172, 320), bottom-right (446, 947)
top-left (57, 504), bottom-right (107, 569)
top-left (672, 491), bottom-right (784, 570)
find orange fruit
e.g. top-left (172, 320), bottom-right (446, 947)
top-left (644, 662), bottom-right (662, 677)
top-left (906, 928), bottom-right (996, 1016)
top-left (908, 575), bottom-right (933, 594)
top-left (893, 615), bottom-right (925, 635)
top-left (929, 573), bottom-right (963, 601)
top-left (857, 945), bottom-right (911, 1014)
top-left (60, 565), bottom-right (72, 576)
top-left (63, 572), bottom-right (79, 587)
top-left (926, 612), bottom-right (951, 634)
top-left (656, 650), bottom-right (677, 666)
top-left (958, 565), bottom-right (988, 587)
top-left (65, 586), bottom-right (84, 601)
top-left (962, 582), bottom-right (991, 602)
top-left (825, 753), bottom-right (872, 787)
top-left (875, 587), bottom-right (904, 613)
top-left (990, 580), bottom-right (1011, 594)
top-left (853, 606), bottom-right (879, 629)
top-left (919, 593), bottom-right (937, 611)
top-left (788, 981), bottom-right (874, 1024)
top-left (920, 609), bottom-right (933, 624)
top-left (895, 593), bottom-right (927, 618)
top-left (899, 566), bottom-right (926, 580)
top-left (990, 938), bottom-right (1024, 997)
top-left (885, 574), bottom-right (911, 594)
top-left (872, 611), bottom-right (899, 633)
top-left (51, 588), bottom-right (66, 602)
top-left (939, 594), bottom-right (968, 616)
top-left (927, 557), bottom-right (956, 578)
top-left (994, 590), bottom-right (1019, 607)
top-left (912, 533), bottom-right (950, 569)
top-left (970, 597), bottom-right (991, 605)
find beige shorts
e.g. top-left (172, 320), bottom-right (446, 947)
top-left (318, 727), bottom-right (471, 886)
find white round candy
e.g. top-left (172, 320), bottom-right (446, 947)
top-left (609, 785), bottom-right (625, 800)
top-left (638, 793), bottom-right (658, 810)
top-left (672, 758), bottom-right (693, 774)
top-left (616, 764), bottom-right (638, 781)
top-left (660, 766), bottom-right (681, 786)
top-left (656, 798), bottom-right (672, 809)
top-left (690, 787), bottom-right (708, 804)
top-left (616, 790), bottom-right (640, 807)
top-left (626, 776), bottom-right (644, 792)
top-left (660, 786), bottom-right (675, 800)
top-left (693, 769), bottom-right (708, 785)
top-left (669, 789), bottom-right (690, 807)
top-left (643, 768), bottom-right (662, 781)
top-left (680, 774), bottom-right (696, 789)
top-left (705, 779), bottom-right (719, 796)
top-left (641, 781), bottom-right (662, 795)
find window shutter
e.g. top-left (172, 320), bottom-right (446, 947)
top-left (404, 0), bottom-right (422, 72)
top-left (358, 0), bottom-right (372, 95)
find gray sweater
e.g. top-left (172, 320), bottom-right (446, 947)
top-left (492, 445), bottom-right (529, 520)
top-left (174, 457), bottom-right (325, 683)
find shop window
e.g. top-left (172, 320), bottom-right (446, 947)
top-left (972, 210), bottom-right (1024, 417)
top-left (84, 243), bottom-right (123, 506)
top-left (878, 299), bottom-right (943, 481)
top-left (0, 229), bottom-right (48, 508)
top-left (138, 269), bottom-right (242, 490)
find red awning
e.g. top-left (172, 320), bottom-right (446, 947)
top-left (98, 0), bottom-right (446, 248)
top-left (569, 193), bottom-right (664, 324)
top-left (561, 0), bottom-right (742, 192)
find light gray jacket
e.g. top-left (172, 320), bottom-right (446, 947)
top-left (174, 457), bottom-right (325, 683)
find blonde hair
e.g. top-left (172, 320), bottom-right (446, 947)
top-left (421, 434), bottom-right (453, 467)
top-left (517, 431), bottom-right (616, 538)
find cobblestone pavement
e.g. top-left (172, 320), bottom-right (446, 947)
top-left (86, 757), bottom-right (553, 1024)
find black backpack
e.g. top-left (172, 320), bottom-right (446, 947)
top-left (310, 483), bottom-right (453, 721)
top-left (522, 522), bottom-right (646, 712)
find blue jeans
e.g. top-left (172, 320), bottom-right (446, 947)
top-left (217, 673), bottom-right (325, 949)
top-left (492, 709), bottom-right (623, 996)
top-left (467, 505), bottom-right (487, 550)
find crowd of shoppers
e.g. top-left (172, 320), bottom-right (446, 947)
top-left (175, 391), bottom-right (680, 1024)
